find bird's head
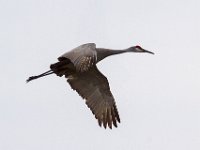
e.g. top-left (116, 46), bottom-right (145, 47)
top-left (128, 45), bottom-right (154, 54)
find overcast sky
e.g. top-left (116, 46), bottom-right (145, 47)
top-left (0, 0), bottom-right (200, 149)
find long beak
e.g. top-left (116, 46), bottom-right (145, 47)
top-left (143, 49), bottom-right (154, 55)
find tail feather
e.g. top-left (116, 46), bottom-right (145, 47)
top-left (50, 59), bottom-right (71, 77)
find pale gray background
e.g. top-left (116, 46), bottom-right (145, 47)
top-left (0, 0), bottom-right (200, 149)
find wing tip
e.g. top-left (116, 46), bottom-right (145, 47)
top-left (96, 113), bottom-right (120, 129)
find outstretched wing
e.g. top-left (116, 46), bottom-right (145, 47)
top-left (66, 66), bottom-right (120, 129)
top-left (58, 43), bottom-right (97, 72)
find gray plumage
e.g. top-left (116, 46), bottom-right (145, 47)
top-left (27, 43), bottom-right (154, 129)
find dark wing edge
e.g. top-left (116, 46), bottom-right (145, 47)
top-left (66, 66), bottom-right (120, 129)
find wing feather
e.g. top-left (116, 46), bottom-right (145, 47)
top-left (66, 66), bottom-right (120, 129)
top-left (58, 43), bottom-right (97, 72)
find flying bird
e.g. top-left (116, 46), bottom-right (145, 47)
top-left (27, 43), bottom-right (154, 129)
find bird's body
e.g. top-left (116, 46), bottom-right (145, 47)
top-left (27, 43), bottom-right (154, 129)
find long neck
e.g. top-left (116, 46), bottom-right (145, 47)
top-left (96, 48), bottom-right (129, 62)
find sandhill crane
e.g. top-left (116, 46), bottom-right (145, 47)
top-left (27, 43), bottom-right (154, 129)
